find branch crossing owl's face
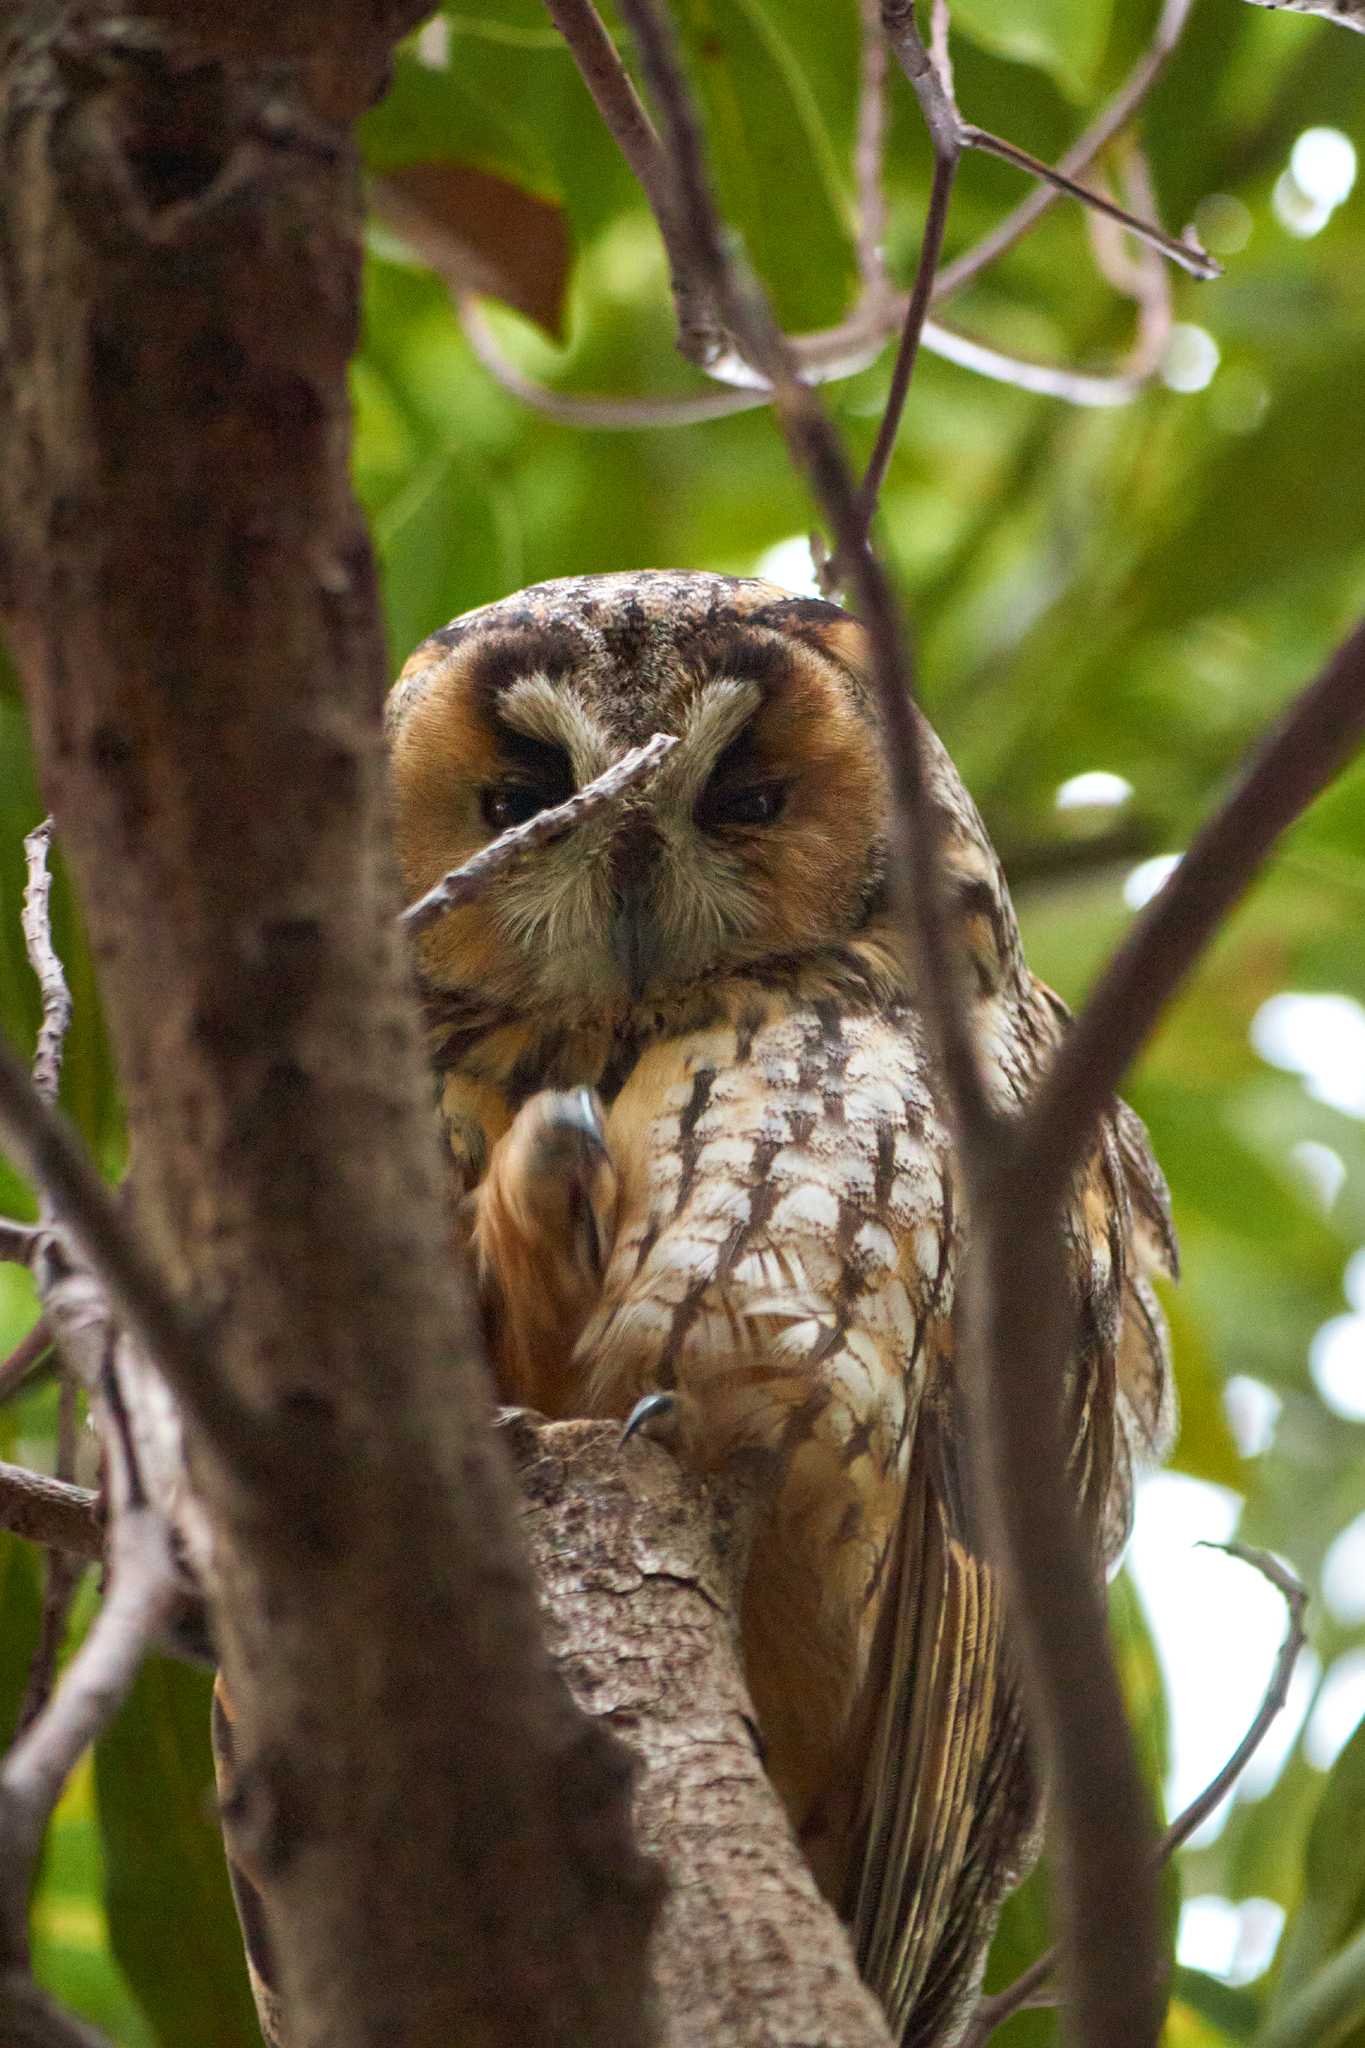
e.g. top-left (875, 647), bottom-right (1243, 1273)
top-left (388, 572), bottom-right (908, 1015)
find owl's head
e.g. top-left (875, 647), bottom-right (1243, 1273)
top-left (387, 571), bottom-right (1016, 1015)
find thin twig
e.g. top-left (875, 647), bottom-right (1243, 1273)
top-left (540, 0), bottom-right (724, 364)
top-left (935, 0), bottom-right (1197, 302)
top-left (1084, 146), bottom-right (1173, 382)
top-left (960, 125), bottom-right (1217, 280)
top-left (20, 822), bottom-right (70, 1111)
top-left (0, 1038), bottom-right (266, 1478)
top-left (0, 1503), bottom-right (178, 1964)
top-left (964, 1546), bottom-right (1310, 2046)
top-left (856, 6), bottom-right (960, 537)
top-left (402, 730), bottom-right (679, 934)
top-left (612, 0), bottom-right (993, 1150)
top-left (0, 1460), bottom-right (101, 1562)
top-left (458, 297), bottom-right (764, 428)
top-left (16, 1375), bottom-right (85, 1731)
top-left (854, 0), bottom-right (891, 295)
top-left (0, 1322), bottom-right (55, 1403)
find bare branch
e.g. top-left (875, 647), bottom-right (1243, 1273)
top-left (540, 0), bottom-right (725, 364)
top-left (1020, 612), bottom-right (1365, 1213)
top-left (16, 1376), bottom-right (85, 1732)
top-left (1084, 146), bottom-right (1173, 382)
top-left (0, 1220), bottom-right (38, 1266)
top-left (612, 0), bottom-right (994, 1150)
top-left (0, 1502), bottom-right (179, 1964)
top-left (0, 1044), bottom-right (266, 1479)
top-left (854, 0), bottom-right (891, 295)
top-left (935, 0), bottom-right (1197, 303)
top-left (0, 1323), bottom-right (54, 1404)
top-left (959, 125), bottom-right (1217, 279)
top-left (964, 1547), bottom-right (1310, 2047)
top-left (0, 1460), bottom-right (102, 1562)
top-left (857, 5), bottom-right (960, 538)
top-left (402, 731), bottom-right (680, 935)
top-left (20, 823), bottom-right (71, 1112)
top-left (458, 296), bottom-right (763, 428)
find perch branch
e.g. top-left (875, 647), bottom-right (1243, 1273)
top-left (964, 1547), bottom-right (1310, 2046)
top-left (402, 730), bottom-right (679, 933)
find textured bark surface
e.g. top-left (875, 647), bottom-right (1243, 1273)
top-left (514, 1419), bottom-right (895, 2048)
top-left (0, 8), bottom-right (659, 2046)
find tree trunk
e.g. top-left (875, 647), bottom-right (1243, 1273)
top-left (0, 8), bottom-right (659, 2044)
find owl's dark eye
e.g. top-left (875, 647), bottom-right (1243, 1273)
top-left (481, 781), bottom-right (560, 831)
top-left (695, 781), bottom-right (787, 831)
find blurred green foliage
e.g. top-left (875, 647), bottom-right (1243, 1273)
top-left (2, 0), bottom-right (1364, 2041)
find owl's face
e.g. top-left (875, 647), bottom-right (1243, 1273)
top-left (388, 572), bottom-right (901, 1015)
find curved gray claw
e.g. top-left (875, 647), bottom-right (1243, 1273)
top-left (619, 1389), bottom-right (676, 1446)
top-left (566, 1086), bottom-right (609, 1157)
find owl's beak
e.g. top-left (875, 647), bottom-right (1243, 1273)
top-left (609, 818), bottom-right (663, 1000)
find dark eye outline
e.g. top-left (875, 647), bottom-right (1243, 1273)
top-left (480, 780), bottom-right (565, 831)
top-left (694, 781), bottom-right (788, 831)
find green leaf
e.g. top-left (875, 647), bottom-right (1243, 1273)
top-left (95, 1659), bottom-right (263, 2048)
top-left (672, 0), bottom-right (857, 328)
top-left (950, 0), bottom-right (1114, 95)
top-left (1255, 1923), bottom-right (1365, 2048)
top-left (1270, 1716), bottom-right (1365, 2012)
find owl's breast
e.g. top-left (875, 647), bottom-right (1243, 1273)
top-left (587, 999), bottom-right (956, 1440)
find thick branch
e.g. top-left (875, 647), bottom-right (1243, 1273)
top-left (513, 1419), bottom-right (895, 2048)
top-left (0, 11), bottom-right (660, 2048)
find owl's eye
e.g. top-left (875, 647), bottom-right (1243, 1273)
top-left (481, 781), bottom-right (561, 831)
top-left (695, 781), bottom-right (787, 831)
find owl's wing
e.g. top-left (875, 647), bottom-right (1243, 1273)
top-left (844, 1390), bottom-right (1033, 2048)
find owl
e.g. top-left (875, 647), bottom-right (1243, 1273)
top-left (218, 571), bottom-right (1177, 2048)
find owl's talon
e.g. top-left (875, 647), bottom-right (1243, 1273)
top-left (620, 1390), bottom-right (677, 1447)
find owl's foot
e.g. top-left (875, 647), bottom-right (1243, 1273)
top-left (474, 1087), bottom-right (619, 1411)
top-left (619, 1389), bottom-right (678, 1446)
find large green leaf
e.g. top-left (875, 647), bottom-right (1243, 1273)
top-left (95, 1659), bottom-right (262, 2048)
top-left (950, 0), bottom-right (1115, 95)
top-left (1270, 1717), bottom-right (1365, 2012)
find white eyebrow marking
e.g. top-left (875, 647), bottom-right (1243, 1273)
top-left (498, 674), bottom-right (615, 786)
